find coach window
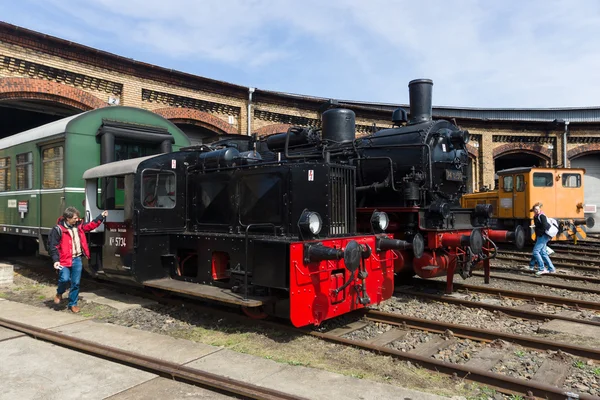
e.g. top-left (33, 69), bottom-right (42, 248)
top-left (0, 157), bottom-right (10, 192)
top-left (141, 170), bottom-right (176, 209)
top-left (533, 172), bottom-right (553, 187)
top-left (515, 175), bottom-right (525, 192)
top-left (562, 173), bottom-right (581, 188)
top-left (42, 145), bottom-right (64, 189)
top-left (502, 176), bottom-right (513, 192)
top-left (16, 152), bottom-right (33, 190)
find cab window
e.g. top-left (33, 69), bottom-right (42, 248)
top-left (533, 172), bottom-right (553, 187)
top-left (562, 173), bottom-right (581, 188)
top-left (502, 176), bottom-right (513, 192)
top-left (142, 170), bottom-right (176, 209)
top-left (515, 175), bottom-right (525, 192)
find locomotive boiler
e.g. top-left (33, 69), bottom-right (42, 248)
top-left (235, 79), bottom-right (523, 292)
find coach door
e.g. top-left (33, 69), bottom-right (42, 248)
top-left (513, 174), bottom-right (527, 218)
top-left (39, 144), bottom-right (66, 232)
top-left (94, 174), bottom-right (135, 277)
top-left (498, 174), bottom-right (514, 218)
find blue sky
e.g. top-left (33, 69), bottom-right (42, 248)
top-left (3, 0), bottom-right (600, 108)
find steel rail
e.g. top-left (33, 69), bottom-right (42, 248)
top-left (500, 249), bottom-right (600, 263)
top-left (470, 270), bottom-right (600, 295)
top-left (549, 247), bottom-right (599, 257)
top-left (0, 318), bottom-right (308, 400)
top-left (413, 279), bottom-right (600, 311)
top-left (495, 254), bottom-right (600, 272)
top-left (363, 309), bottom-right (600, 361)
top-left (395, 289), bottom-right (600, 327)
top-left (489, 265), bottom-right (600, 285)
top-left (309, 316), bottom-right (596, 400)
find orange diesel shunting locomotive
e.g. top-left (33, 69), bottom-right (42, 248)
top-left (461, 167), bottom-right (595, 242)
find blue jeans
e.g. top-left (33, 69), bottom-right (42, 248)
top-left (530, 235), bottom-right (555, 272)
top-left (57, 257), bottom-right (83, 308)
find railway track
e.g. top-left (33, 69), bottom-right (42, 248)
top-left (5, 257), bottom-right (600, 399)
top-left (489, 265), bottom-right (600, 284)
top-left (0, 317), bottom-right (306, 400)
top-left (495, 251), bottom-right (600, 273)
top-left (411, 278), bottom-right (600, 311)
top-left (474, 269), bottom-right (600, 291)
top-left (94, 280), bottom-right (600, 398)
top-left (310, 309), bottom-right (599, 399)
top-left (395, 286), bottom-right (600, 328)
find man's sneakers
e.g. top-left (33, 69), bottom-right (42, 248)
top-left (53, 293), bottom-right (62, 304)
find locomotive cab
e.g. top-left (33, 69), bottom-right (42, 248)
top-left (83, 149), bottom-right (400, 327)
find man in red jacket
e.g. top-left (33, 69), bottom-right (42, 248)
top-left (48, 206), bottom-right (108, 313)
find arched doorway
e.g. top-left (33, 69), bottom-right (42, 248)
top-left (152, 107), bottom-right (238, 145)
top-left (494, 151), bottom-right (548, 172)
top-left (0, 100), bottom-right (82, 137)
top-left (570, 152), bottom-right (600, 232)
top-left (170, 120), bottom-right (222, 145)
top-left (0, 78), bottom-right (107, 137)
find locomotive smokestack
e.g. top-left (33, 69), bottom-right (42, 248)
top-left (408, 79), bottom-right (433, 124)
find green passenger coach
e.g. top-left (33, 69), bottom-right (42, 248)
top-left (0, 106), bottom-right (190, 254)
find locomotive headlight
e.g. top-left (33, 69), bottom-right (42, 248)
top-left (298, 210), bottom-right (322, 237)
top-left (370, 211), bottom-right (389, 233)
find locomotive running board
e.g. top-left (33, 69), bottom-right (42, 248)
top-left (143, 278), bottom-right (273, 307)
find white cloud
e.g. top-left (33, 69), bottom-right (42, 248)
top-left (6, 0), bottom-right (600, 107)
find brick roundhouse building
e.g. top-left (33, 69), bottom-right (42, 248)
top-left (1, 21), bottom-right (599, 228)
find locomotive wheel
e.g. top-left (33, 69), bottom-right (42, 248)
top-left (241, 306), bottom-right (269, 320)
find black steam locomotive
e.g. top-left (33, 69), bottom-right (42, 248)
top-left (82, 136), bottom-right (406, 327)
top-left (213, 79), bottom-right (522, 292)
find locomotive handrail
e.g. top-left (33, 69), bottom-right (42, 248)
top-left (352, 156), bottom-right (401, 192)
top-left (284, 127), bottom-right (322, 160)
top-left (354, 143), bottom-right (433, 190)
top-left (370, 249), bottom-right (400, 263)
top-left (244, 223), bottom-right (277, 300)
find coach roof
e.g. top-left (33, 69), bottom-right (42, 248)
top-left (83, 154), bottom-right (159, 179)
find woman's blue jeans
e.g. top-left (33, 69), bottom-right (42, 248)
top-left (530, 235), bottom-right (555, 272)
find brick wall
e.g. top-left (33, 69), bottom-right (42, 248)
top-left (3, 32), bottom-right (600, 193)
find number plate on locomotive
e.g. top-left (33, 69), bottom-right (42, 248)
top-left (445, 169), bottom-right (463, 181)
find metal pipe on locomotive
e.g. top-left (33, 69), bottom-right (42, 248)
top-left (254, 79), bottom-right (524, 293)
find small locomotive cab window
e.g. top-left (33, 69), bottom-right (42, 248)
top-left (533, 172), bottom-right (553, 187)
top-left (502, 176), bottom-right (513, 192)
top-left (562, 173), bottom-right (581, 188)
top-left (515, 175), bottom-right (525, 192)
top-left (142, 170), bottom-right (176, 209)
top-left (0, 157), bottom-right (10, 192)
